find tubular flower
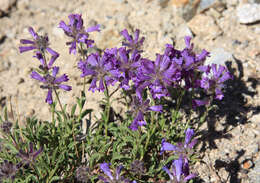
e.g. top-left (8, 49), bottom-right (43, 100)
top-left (99, 163), bottom-right (133, 183)
top-left (129, 96), bottom-right (162, 131)
top-left (120, 29), bottom-right (145, 53)
top-left (200, 64), bottom-right (232, 100)
top-left (163, 156), bottom-right (196, 183)
top-left (160, 128), bottom-right (197, 159)
top-left (17, 142), bottom-right (43, 167)
top-left (19, 27), bottom-right (59, 69)
top-left (136, 54), bottom-right (179, 99)
top-left (31, 66), bottom-right (72, 104)
top-left (0, 160), bottom-right (17, 181)
top-left (78, 52), bottom-right (116, 92)
top-left (111, 47), bottom-right (141, 90)
top-left (59, 13), bottom-right (100, 54)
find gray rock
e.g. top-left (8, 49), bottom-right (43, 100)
top-left (248, 158), bottom-right (260, 183)
top-left (205, 48), bottom-right (234, 65)
top-left (236, 3), bottom-right (260, 24)
top-left (198, 0), bottom-right (225, 12)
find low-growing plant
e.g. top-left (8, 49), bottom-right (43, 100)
top-left (0, 14), bottom-right (232, 183)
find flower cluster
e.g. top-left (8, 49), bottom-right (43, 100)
top-left (161, 128), bottom-right (197, 182)
top-left (16, 13), bottom-right (234, 183)
top-left (19, 26), bottom-right (71, 104)
top-left (59, 14), bottom-right (100, 55)
top-left (99, 162), bottom-right (136, 183)
top-left (162, 156), bottom-right (196, 183)
top-left (77, 28), bottom-right (232, 130)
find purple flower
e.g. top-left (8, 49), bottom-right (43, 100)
top-left (78, 51), bottom-right (116, 92)
top-left (164, 36), bottom-right (210, 90)
top-left (200, 64), bottom-right (232, 100)
top-left (111, 47), bottom-right (141, 90)
top-left (161, 128), bottom-right (197, 158)
top-left (0, 121), bottom-right (13, 134)
top-left (99, 163), bottom-right (131, 183)
top-left (136, 54), bottom-right (179, 99)
top-left (19, 27), bottom-right (59, 69)
top-left (163, 156), bottom-right (196, 183)
top-left (33, 51), bottom-right (58, 71)
top-left (129, 96), bottom-right (162, 131)
top-left (0, 160), bottom-right (17, 181)
top-left (17, 142), bottom-right (43, 166)
top-left (75, 165), bottom-right (91, 182)
top-left (120, 29), bottom-right (145, 53)
top-left (192, 99), bottom-right (209, 108)
top-left (31, 66), bottom-right (72, 104)
top-left (59, 14), bottom-right (100, 54)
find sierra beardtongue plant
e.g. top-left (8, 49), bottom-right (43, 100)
top-left (0, 13), bottom-right (233, 182)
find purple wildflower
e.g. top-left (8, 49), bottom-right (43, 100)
top-left (120, 29), bottom-right (145, 53)
top-left (31, 66), bottom-right (72, 104)
top-left (130, 160), bottom-right (146, 176)
top-left (75, 165), bottom-right (91, 183)
top-left (0, 160), bottom-right (17, 181)
top-left (0, 121), bottom-right (13, 134)
top-left (165, 36), bottom-right (210, 90)
top-left (163, 156), bottom-right (196, 183)
top-left (17, 142), bottom-right (43, 166)
top-left (19, 27), bottom-right (59, 69)
top-left (129, 96), bottom-right (162, 131)
top-left (161, 128), bottom-right (197, 159)
top-left (111, 47), bottom-right (141, 90)
top-left (136, 54), bottom-right (179, 99)
top-left (59, 14), bottom-right (100, 54)
top-left (33, 51), bottom-right (58, 71)
top-left (200, 64), bottom-right (232, 100)
top-left (99, 163), bottom-right (131, 183)
top-left (78, 52), bottom-right (116, 92)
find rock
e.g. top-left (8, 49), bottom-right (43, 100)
top-left (176, 23), bottom-right (193, 39)
top-left (52, 26), bottom-right (64, 38)
top-left (248, 158), bottom-right (260, 183)
top-left (175, 23), bottom-right (193, 48)
top-left (225, 0), bottom-right (239, 7)
top-left (170, 0), bottom-right (200, 21)
top-left (205, 48), bottom-right (234, 65)
top-left (112, 0), bottom-right (125, 3)
top-left (170, 0), bottom-right (190, 7)
top-left (0, 0), bottom-right (16, 16)
top-left (254, 27), bottom-right (260, 34)
top-left (236, 3), bottom-right (260, 24)
top-left (188, 14), bottom-right (222, 40)
top-left (198, 0), bottom-right (226, 12)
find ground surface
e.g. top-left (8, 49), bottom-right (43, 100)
top-left (0, 0), bottom-right (259, 182)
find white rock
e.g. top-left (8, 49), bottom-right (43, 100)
top-left (205, 48), bottom-right (234, 65)
top-left (236, 3), bottom-right (260, 24)
top-left (176, 23), bottom-right (193, 39)
top-left (52, 27), bottom-right (64, 38)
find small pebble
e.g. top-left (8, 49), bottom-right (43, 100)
top-left (242, 159), bottom-right (254, 169)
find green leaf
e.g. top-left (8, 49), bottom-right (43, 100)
top-left (80, 109), bottom-right (93, 119)
top-left (49, 176), bottom-right (60, 182)
top-left (70, 104), bottom-right (77, 117)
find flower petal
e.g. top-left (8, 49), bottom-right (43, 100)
top-left (46, 89), bottom-right (53, 104)
top-left (100, 163), bottom-right (113, 180)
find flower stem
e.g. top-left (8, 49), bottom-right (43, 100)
top-left (104, 82), bottom-right (110, 137)
top-left (53, 89), bottom-right (67, 119)
top-left (79, 43), bottom-right (87, 93)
